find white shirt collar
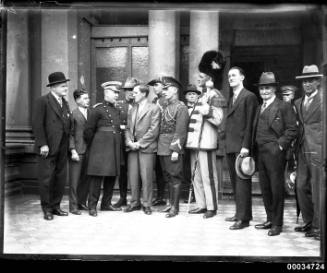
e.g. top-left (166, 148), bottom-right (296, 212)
top-left (51, 91), bottom-right (62, 102)
top-left (78, 106), bottom-right (87, 117)
top-left (137, 98), bottom-right (147, 112)
top-left (233, 86), bottom-right (243, 99)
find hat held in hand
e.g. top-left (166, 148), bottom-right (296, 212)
top-left (235, 154), bottom-right (256, 179)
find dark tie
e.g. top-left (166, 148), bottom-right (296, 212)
top-left (132, 104), bottom-right (139, 141)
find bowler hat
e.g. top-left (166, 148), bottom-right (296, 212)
top-left (235, 154), bottom-right (256, 179)
top-left (184, 84), bottom-right (201, 95)
top-left (122, 77), bottom-right (139, 90)
top-left (295, 65), bottom-right (323, 80)
top-left (46, 72), bottom-right (70, 87)
top-left (255, 72), bottom-right (278, 86)
top-left (101, 81), bottom-right (122, 92)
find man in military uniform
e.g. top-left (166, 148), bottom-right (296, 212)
top-left (148, 76), bottom-right (168, 206)
top-left (84, 81), bottom-right (123, 216)
top-left (157, 77), bottom-right (189, 218)
top-left (113, 77), bottom-right (139, 208)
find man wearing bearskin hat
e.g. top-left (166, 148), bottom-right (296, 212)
top-left (186, 51), bottom-right (226, 218)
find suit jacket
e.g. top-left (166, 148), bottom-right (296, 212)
top-left (69, 107), bottom-right (88, 154)
top-left (32, 92), bottom-right (71, 156)
top-left (252, 97), bottom-right (298, 157)
top-left (225, 88), bottom-right (259, 154)
top-left (125, 101), bottom-right (161, 153)
top-left (294, 92), bottom-right (323, 165)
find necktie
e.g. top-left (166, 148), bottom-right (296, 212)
top-left (132, 104), bottom-right (139, 141)
top-left (304, 96), bottom-right (313, 111)
top-left (58, 97), bottom-right (63, 108)
top-left (232, 94), bottom-right (237, 105)
top-left (261, 102), bottom-right (267, 113)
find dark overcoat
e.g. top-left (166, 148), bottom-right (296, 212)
top-left (84, 101), bottom-right (122, 176)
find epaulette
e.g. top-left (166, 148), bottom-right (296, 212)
top-left (93, 103), bottom-right (103, 108)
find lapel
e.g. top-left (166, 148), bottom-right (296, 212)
top-left (130, 104), bottom-right (138, 129)
top-left (295, 98), bottom-right (304, 125)
top-left (268, 98), bottom-right (279, 126)
top-left (48, 93), bottom-right (63, 121)
top-left (227, 88), bottom-right (246, 117)
top-left (77, 107), bottom-right (87, 122)
top-left (253, 105), bottom-right (261, 133)
top-left (304, 92), bottom-right (321, 122)
top-left (136, 101), bottom-right (150, 124)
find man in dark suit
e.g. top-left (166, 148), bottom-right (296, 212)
top-left (225, 66), bottom-right (259, 230)
top-left (84, 81), bottom-right (123, 216)
top-left (253, 72), bottom-right (298, 236)
top-left (124, 84), bottom-right (161, 215)
top-left (32, 72), bottom-right (71, 220)
top-left (69, 89), bottom-right (90, 215)
top-left (294, 65), bottom-right (323, 241)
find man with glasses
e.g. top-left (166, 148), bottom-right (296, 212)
top-left (294, 65), bottom-right (323, 241)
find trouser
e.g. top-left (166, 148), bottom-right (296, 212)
top-left (88, 176), bottom-right (116, 210)
top-left (69, 154), bottom-right (89, 210)
top-left (159, 155), bottom-right (183, 212)
top-left (128, 151), bottom-right (155, 208)
top-left (154, 155), bottom-right (166, 200)
top-left (296, 149), bottom-right (321, 231)
top-left (38, 135), bottom-right (68, 213)
top-left (118, 151), bottom-right (128, 200)
top-left (257, 143), bottom-right (286, 226)
top-left (190, 150), bottom-right (218, 211)
top-left (226, 153), bottom-right (252, 221)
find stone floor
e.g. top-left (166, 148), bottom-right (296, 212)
top-left (3, 193), bottom-right (321, 261)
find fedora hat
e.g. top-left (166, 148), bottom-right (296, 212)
top-left (255, 72), bottom-right (278, 86)
top-left (122, 77), bottom-right (139, 90)
top-left (184, 84), bottom-right (201, 95)
top-left (295, 65), bottom-right (323, 79)
top-left (235, 154), bottom-right (256, 179)
top-left (46, 72), bottom-right (70, 87)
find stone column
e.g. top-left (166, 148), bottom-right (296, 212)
top-left (41, 9), bottom-right (78, 107)
top-left (6, 10), bottom-right (30, 129)
top-left (189, 11), bottom-right (219, 85)
top-left (148, 10), bottom-right (180, 80)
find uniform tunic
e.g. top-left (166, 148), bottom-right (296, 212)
top-left (84, 101), bottom-right (122, 177)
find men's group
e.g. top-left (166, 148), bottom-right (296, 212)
top-left (32, 50), bottom-right (323, 241)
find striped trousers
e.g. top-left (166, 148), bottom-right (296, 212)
top-left (190, 150), bottom-right (218, 211)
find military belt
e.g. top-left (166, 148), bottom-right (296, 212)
top-left (97, 126), bottom-right (119, 133)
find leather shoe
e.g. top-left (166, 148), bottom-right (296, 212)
top-left (188, 208), bottom-right (207, 214)
top-left (52, 209), bottom-right (68, 216)
top-left (101, 205), bottom-right (122, 211)
top-left (255, 221), bottom-right (272, 230)
top-left (70, 209), bottom-right (82, 215)
top-left (225, 215), bottom-right (237, 222)
top-left (143, 207), bottom-right (152, 215)
top-left (305, 229), bottom-right (319, 238)
top-left (123, 205), bottom-right (142, 212)
top-left (43, 211), bottom-right (53, 220)
top-left (113, 198), bottom-right (127, 208)
top-left (203, 210), bottom-right (216, 219)
top-left (152, 198), bottom-right (166, 206)
top-left (268, 226), bottom-right (282, 236)
top-left (165, 211), bottom-right (178, 218)
top-left (229, 220), bottom-right (249, 230)
top-left (294, 222), bottom-right (312, 232)
top-left (89, 209), bottom-right (97, 217)
top-left (78, 204), bottom-right (88, 210)
top-left (161, 205), bottom-right (171, 213)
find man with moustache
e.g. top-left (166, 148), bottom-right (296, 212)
top-left (225, 67), bottom-right (259, 230)
top-left (84, 81), bottom-right (123, 216)
top-left (294, 65), bottom-right (323, 241)
top-left (252, 72), bottom-right (297, 236)
top-left (32, 72), bottom-right (71, 220)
